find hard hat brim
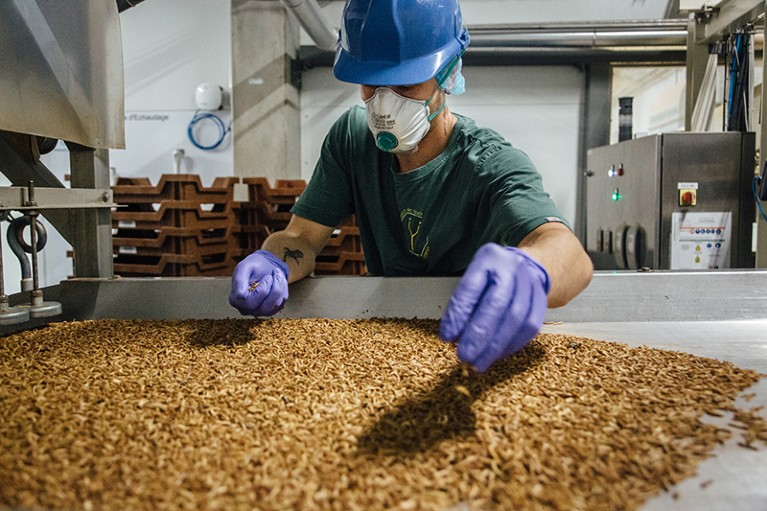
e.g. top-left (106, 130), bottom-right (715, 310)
top-left (333, 39), bottom-right (464, 86)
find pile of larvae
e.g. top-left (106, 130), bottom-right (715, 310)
top-left (1, 318), bottom-right (765, 511)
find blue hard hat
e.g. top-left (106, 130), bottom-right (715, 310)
top-left (333, 0), bottom-right (470, 86)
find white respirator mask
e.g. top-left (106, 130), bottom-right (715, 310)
top-left (364, 87), bottom-right (445, 154)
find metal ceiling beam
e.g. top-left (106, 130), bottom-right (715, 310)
top-left (689, 0), bottom-right (763, 44)
top-left (684, 0), bottom-right (764, 129)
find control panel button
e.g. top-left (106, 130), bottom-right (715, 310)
top-left (608, 163), bottom-right (625, 177)
top-left (679, 189), bottom-right (697, 207)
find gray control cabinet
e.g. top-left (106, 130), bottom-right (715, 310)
top-left (585, 132), bottom-right (755, 270)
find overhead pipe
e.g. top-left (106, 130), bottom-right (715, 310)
top-left (467, 20), bottom-right (690, 50)
top-left (280, 0), bottom-right (338, 52)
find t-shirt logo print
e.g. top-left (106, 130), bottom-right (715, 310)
top-left (400, 208), bottom-right (430, 259)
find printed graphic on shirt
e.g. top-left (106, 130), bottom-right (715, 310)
top-left (400, 208), bottom-right (430, 259)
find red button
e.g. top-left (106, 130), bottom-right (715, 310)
top-left (679, 189), bottom-right (697, 206)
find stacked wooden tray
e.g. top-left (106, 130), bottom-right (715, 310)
top-left (236, 178), bottom-right (306, 256)
top-left (111, 175), bottom-right (240, 276)
top-left (110, 175), bottom-right (367, 277)
top-left (237, 177), bottom-right (366, 276)
top-left (314, 215), bottom-right (367, 276)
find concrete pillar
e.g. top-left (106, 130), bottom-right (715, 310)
top-left (231, 0), bottom-right (301, 181)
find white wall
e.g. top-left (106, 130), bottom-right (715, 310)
top-left (462, 0), bottom-right (672, 22)
top-left (114, 0), bottom-right (233, 184)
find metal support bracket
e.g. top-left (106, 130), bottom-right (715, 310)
top-left (689, 0), bottom-right (762, 44)
top-left (684, 0), bottom-right (764, 130)
top-left (0, 130), bottom-right (114, 278)
top-left (0, 186), bottom-right (113, 211)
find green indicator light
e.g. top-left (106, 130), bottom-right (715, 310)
top-left (611, 189), bottom-right (622, 201)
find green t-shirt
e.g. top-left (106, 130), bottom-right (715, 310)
top-left (292, 105), bottom-right (566, 276)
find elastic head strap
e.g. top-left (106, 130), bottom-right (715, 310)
top-left (425, 55), bottom-right (461, 121)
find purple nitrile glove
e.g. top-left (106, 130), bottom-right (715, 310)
top-left (229, 250), bottom-right (289, 317)
top-left (439, 243), bottom-right (550, 372)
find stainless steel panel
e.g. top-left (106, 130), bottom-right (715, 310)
top-left (659, 132), bottom-right (756, 268)
top-left (585, 133), bottom-right (755, 270)
top-left (585, 136), bottom-right (661, 269)
top-left (0, 0), bottom-right (125, 149)
top-left (0, 186), bottom-right (112, 210)
top-left (2, 271), bottom-right (761, 331)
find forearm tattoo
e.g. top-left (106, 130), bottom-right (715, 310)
top-left (283, 247), bottom-right (304, 266)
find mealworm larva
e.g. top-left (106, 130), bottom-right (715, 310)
top-left (2, 317), bottom-right (764, 511)
top-left (454, 385), bottom-right (471, 398)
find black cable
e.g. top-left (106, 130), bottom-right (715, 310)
top-left (753, 176), bottom-right (767, 223)
top-left (727, 32), bottom-right (751, 132)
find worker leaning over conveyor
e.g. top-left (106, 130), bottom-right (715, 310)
top-left (229, 0), bottom-right (593, 372)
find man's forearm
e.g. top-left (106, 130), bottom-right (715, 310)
top-left (261, 232), bottom-right (318, 284)
top-left (519, 224), bottom-right (593, 308)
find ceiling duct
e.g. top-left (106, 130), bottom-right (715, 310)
top-left (280, 0), bottom-right (338, 52)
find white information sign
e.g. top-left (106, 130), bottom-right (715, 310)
top-left (670, 211), bottom-right (732, 269)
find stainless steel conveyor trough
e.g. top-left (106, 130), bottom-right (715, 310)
top-left (3, 270), bottom-right (767, 510)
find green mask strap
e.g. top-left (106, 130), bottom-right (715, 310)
top-left (426, 98), bottom-right (447, 122)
